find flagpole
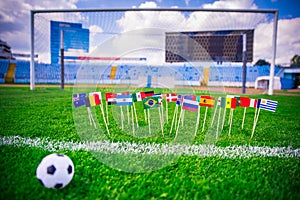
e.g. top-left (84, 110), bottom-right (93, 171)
top-left (126, 106), bottom-right (130, 124)
top-left (144, 109), bottom-right (147, 122)
top-left (251, 108), bottom-right (261, 140)
top-left (133, 103), bottom-right (139, 127)
top-left (216, 106), bottom-right (221, 139)
top-left (147, 109), bottom-right (151, 135)
top-left (160, 100), bottom-right (165, 126)
top-left (228, 109), bottom-right (233, 137)
top-left (106, 102), bottom-right (109, 125)
top-left (202, 107), bottom-right (208, 132)
top-left (242, 107), bottom-right (247, 129)
top-left (87, 107), bottom-right (92, 126)
top-left (181, 110), bottom-right (185, 126)
top-left (211, 106), bottom-right (217, 127)
top-left (194, 106), bottom-right (201, 137)
top-left (221, 108), bottom-right (227, 130)
top-left (131, 106), bottom-right (135, 136)
top-left (170, 104), bottom-right (178, 135)
top-left (159, 107), bottom-right (164, 137)
top-left (99, 105), bottom-right (110, 135)
top-left (174, 105), bottom-right (179, 130)
top-left (120, 106), bottom-right (124, 130)
top-left (174, 107), bottom-right (183, 141)
top-left (166, 100), bottom-right (168, 123)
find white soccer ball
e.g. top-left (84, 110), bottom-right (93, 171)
top-left (36, 153), bottom-right (74, 189)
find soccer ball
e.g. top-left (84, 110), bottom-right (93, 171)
top-left (36, 153), bottom-right (74, 189)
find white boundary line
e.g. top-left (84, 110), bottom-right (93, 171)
top-left (1, 135), bottom-right (299, 158)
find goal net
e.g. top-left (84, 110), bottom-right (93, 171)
top-left (30, 8), bottom-right (278, 93)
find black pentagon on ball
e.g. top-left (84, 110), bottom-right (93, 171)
top-left (56, 154), bottom-right (64, 157)
top-left (54, 183), bottom-right (63, 189)
top-left (67, 165), bottom-right (73, 174)
top-left (47, 165), bottom-right (56, 175)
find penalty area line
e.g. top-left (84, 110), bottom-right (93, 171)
top-left (0, 135), bottom-right (299, 159)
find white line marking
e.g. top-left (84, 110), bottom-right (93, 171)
top-left (1, 135), bottom-right (299, 158)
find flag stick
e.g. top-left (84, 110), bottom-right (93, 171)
top-left (221, 108), bottom-right (227, 130)
top-left (250, 108), bottom-right (261, 140)
top-left (202, 107), bottom-right (208, 132)
top-left (174, 107), bottom-right (183, 141)
top-left (174, 105), bottom-right (179, 130)
top-left (160, 101), bottom-right (164, 126)
top-left (87, 108), bottom-right (92, 126)
top-left (216, 107), bottom-right (221, 139)
top-left (211, 106), bottom-right (218, 127)
top-left (144, 109), bottom-right (147, 122)
top-left (133, 103), bottom-right (139, 127)
top-left (159, 107), bottom-right (164, 137)
top-left (106, 102), bottom-right (109, 125)
top-left (120, 107), bottom-right (124, 130)
top-left (131, 106), bottom-right (135, 136)
top-left (126, 106), bottom-right (130, 124)
top-left (242, 107), bottom-right (247, 129)
top-left (228, 108), bottom-right (232, 125)
top-left (99, 105), bottom-right (110, 135)
top-left (165, 100), bottom-right (168, 123)
top-left (87, 107), bottom-right (96, 128)
top-left (194, 106), bottom-right (201, 137)
top-left (170, 104), bottom-right (178, 134)
top-left (228, 109), bottom-right (233, 137)
top-left (181, 110), bottom-right (185, 126)
top-left (147, 109), bottom-right (151, 135)
top-left (254, 107), bottom-right (258, 125)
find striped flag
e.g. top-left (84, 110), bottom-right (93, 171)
top-left (116, 94), bottom-right (133, 106)
top-left (217, 97), bottom-right (226, 108)
top-left (89, 92), bottom-right (101, 106)
top-left (141, 91), bottom-right (154, 99)
top-left (72, 93), bottom-right (86, 108)
top-left (258, 99), bottom-right (278, 112)
top-left (226, 98), bottom-right (237, 109)
top-left (132, 92), bottom-right (142, 102)
top-left (182, 95), bottom-right (198, 112)
top-left (105, 93), bottom-right (117, 105)
top-left (250, 98), bottom-right (258, 108)
top-left (166, 93), bottom-right (177, 102)
top-left (199, 96), bottom-right (215, 107)
top-left (84, 96), bottom-right (91, 107)
top-left (227, 95), bottom-right (240, 107)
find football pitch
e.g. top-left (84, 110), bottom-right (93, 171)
top-left (0, 86), bottom-right (300, 199)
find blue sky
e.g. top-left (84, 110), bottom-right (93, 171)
top-left (0, 0), bottom-right (299, 65)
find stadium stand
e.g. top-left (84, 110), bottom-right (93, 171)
top-left (0, 59), bottom-right (9, 83)
top-left (1, 59), bottom-right (294, 89)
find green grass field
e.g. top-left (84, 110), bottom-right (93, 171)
top-left (0, 86), bottom-right (300, 199)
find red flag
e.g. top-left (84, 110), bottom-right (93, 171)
top-left (166, 93), bottom-right (177, 102)
top-left (93, 93), bottom-right (101, 105)
top-left (199, 96), bottom-right (215, 107)
top-left (141, 91), bottom-right (154, 99)
top-left (239, 97), bottom-right (250, 107)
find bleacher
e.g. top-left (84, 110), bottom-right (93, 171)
top-left (0, 59), bottom-right (9, 83)
top-left (0, 59), bottom-right (293, 88)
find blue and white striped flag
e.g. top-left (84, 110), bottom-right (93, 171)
top-left (116, 94), bottom-right (133, 106)
top-left (258, 99), bottom-right (278, 112)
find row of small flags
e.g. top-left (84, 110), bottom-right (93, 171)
top-left (72, 91), bottom-right (278, 140)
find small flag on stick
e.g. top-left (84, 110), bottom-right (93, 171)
top-left (251, 99), bottom-right (278, 139)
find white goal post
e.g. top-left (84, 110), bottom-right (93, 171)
top-left (30, 8), bottom-right (278, 95)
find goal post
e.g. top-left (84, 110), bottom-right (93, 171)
top-left (30, 8), bottom-right (278, 94)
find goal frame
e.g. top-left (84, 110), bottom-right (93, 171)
top-left (30, 8), bottom-right (278, 95)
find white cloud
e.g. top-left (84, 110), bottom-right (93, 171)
top-left (254, 17), bottom-right (300, 65)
